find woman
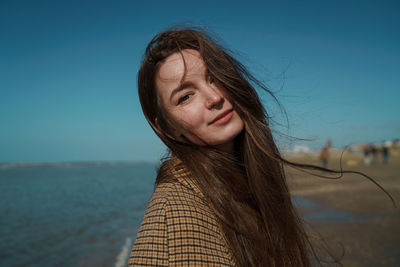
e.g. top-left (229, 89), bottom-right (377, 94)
top-left (129, 27), bottom-right (317, 266)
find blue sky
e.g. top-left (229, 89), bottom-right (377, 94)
top-left (1, 0), bottom-right (399, 163)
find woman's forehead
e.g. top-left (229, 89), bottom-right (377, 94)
top-left (157, 49), bottom-right (206, 82)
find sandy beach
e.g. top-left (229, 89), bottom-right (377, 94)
top-left (286, 150), bottom-right (400, 266)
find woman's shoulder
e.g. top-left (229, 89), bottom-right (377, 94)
top-left (151, 170), bottom-right (202, 205)
top-left (130, 159), bottom-right (236, 267)
top-left (154, 156), bottom-right (203, 197)
top-left (144, 158), bottom-right (210, 219)
top-left (151, 180), bottom-right (186, 201)
top-left (145, 167), bottom-right (220, 232)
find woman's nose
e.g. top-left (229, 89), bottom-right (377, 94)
top-left (205, 88), bottom-right (223, 109)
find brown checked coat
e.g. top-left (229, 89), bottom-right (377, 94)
top-left (129, 165), bottom-right (236, 266)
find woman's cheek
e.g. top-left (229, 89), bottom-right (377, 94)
top-left (179, 110), bottom-right (202, 131)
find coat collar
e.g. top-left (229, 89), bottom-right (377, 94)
top-left (170, 156), bottom-right (205, 199)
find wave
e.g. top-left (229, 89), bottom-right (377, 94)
top-left (115, 237), bottom-right (133, 267)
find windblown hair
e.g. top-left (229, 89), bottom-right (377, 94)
top-left (138, 27), bottom-right (312, 266)
top-left (138, 26), bottom-right (311, 266)
top-left (137, 26), bottom-right (396, 267)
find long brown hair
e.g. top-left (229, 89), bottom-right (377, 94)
top-left (138, 27), bottom-right (325, 266)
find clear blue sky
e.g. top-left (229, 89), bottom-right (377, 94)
top-left (1, 0), bottom-right (399, 163)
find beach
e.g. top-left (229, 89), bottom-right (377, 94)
top-left (286, 150), bottom-right (400, 266)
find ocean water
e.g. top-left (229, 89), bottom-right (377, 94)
top-left (0, 162), bottom-right (156, 267)
top-left (0, 162), bottom-right (366, 267)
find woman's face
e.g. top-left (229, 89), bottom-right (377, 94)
top-left (155, 49), bottom-right (244, 152)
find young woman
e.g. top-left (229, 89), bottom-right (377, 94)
top-left (128, 27), bottom-right (320, 266)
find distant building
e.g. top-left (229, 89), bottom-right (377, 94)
top-left (292, 145), bottom-right (311, 154)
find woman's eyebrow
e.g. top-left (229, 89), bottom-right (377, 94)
top-left (169, 81), bottom-right (194, 101)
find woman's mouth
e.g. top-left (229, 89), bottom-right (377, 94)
top-left (210, 110), bottom-right (233, 125)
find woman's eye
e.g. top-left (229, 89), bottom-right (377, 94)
top-left (208, 76), bottom-right (215, 84)
top-left (177, 94), bottom-right (191, 105)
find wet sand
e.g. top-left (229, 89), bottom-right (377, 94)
top-left (286, 151), bottom-right (400, 266)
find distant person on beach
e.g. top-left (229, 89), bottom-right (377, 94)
top-left (370, 144), bottom-right (378, 164)
top-left (128, 26), bottom-right (384, 266)
top-left (363, 144), bottom-right (371, 165)
top-left (319, 146), bottom-right (329, 168)
top-left (382, 145), bottom-right (389, 164)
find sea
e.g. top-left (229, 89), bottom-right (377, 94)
top-left (0, 162), bottom-right (156, 267)
top-left (0, 161), bottom-right (364, 267)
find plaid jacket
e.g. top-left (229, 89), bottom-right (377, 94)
top-left (129, 164), bottom-right (236, 266)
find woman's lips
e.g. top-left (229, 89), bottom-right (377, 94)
top-left (210, 110), bottom-right (233, 125)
